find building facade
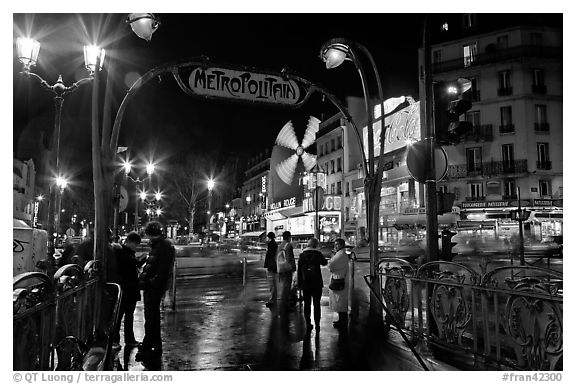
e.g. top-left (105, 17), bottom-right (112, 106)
top-left (428, 14), bottom-right (563, 240)
top-left (240, 149), bottom-right (270, 237)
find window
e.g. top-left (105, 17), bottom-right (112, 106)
top-left (318, 143), bottom-right (323, 157)
top-left (337, 135), bottom-right (342, 149)
top-left (503, 180), bottom-right (516, 198)
top-left (438, 185), bottom-right (448, 193)
top-left (537, 142), bottom-right (550, 169)
top-left (345, 181), bottom-right (350, 196)
top-left (466, 110), bottom-right (480, 127)
top-left (345, 207), bottom-right (350, 221)
top-left (530, 32), bottom-right (543, 46)
top-left (469, 182), bottom-right (483, 199)
top-left (330, 160), bottom-right (335, 174)
top-left (497, 35), bottom-right (509, 49)
top-left (500, 106), bottom-right (514, 133)
top-left (325, 142), bottom-right (329, 154)
top-left (502, 144), bottom-right (514, 170)
top-left (433, 49), bottom-right (442, 64)
top-left (337, 181), bottom-right (342, 195)
top-left (533, 69), bottom-right (544, 87)
top-left (535, 104), bottom-right (549, 132)
top-left (331, 183), bottom-right (335, 194)
top-left (336, 157), bottom-right (342, 172)
top-left (331, 139), bottom-right (335, 152)
top-left (499, 70), bottom-right (511, 89)
top-left (463, 43), bottom-right (478, 67)
top-left (463, 14), bottom-right (477, 29)
top-left (468, 76), bottom-right (480, 101)
top-left (539, 180), bottom-right (551, 197)
top-left (466, 147), bottom-right (483, 172)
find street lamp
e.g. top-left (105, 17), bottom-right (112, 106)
top-left (510, 187), bottom-right (531, 266)
top-left (320, 37), bottom-right (385, 318)
top-left (126, 13), bottom-right (161, 42)
top-left (120, 159), bottom-right (157, 232)
top-left (16, 36), bottom-right (104, 255)
top-left (207, 178), bottom-right (215, 240)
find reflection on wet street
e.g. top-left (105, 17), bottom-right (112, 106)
top-left (117, 259), bottom-right (456, 371)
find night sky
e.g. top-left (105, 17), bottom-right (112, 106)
top-left (12, 13), bottom-right (424, 178)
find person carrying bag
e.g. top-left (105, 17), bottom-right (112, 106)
top-left (276, 231), bottom-right (296, 319)
top-left (327, 238), bottom-right (349, 329)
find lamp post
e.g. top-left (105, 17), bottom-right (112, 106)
top-left (54, 176), bottom-right (69, 244)
top-left (320, 38), bottom-right (385, 319)
top-left (309, 164), bottom-right (326, 240)
top-left (15, 37), bottom-right (104, 255)
top-left (207, 178), bottom-right (215, 240)
top-left (245, 195), bottom-right (252, 232)
top-left (510, 187), bottom-right (530, 266)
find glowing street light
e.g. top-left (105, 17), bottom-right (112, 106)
top-left (155, 192), bottom-right (162, 201)
top-left (146, 162), bottom-right (155, 176)
top-left (139, 191), bottom-right (147, 200)
top-left (126, 13), bottom-right (161, 42)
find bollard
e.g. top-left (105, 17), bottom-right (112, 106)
top-left (242, 257), bottom-right (247, 287)
top-left (171, 258), bottom-right (177, 311)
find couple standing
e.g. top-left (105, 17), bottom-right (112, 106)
top-left (264, 232), bottom-right (349, 330)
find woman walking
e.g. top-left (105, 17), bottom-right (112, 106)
top-left (327, 238), bottom-right (349, 329)
top-left (297, 237), bottom-right (328, 332)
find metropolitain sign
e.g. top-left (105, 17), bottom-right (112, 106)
top-left (189, 67), bottom-right (301, 105)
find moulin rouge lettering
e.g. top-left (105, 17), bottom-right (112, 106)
top-left (190, 67), bottom-right (300, 104)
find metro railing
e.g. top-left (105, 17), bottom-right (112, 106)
top-left (366, 259), bottom-right (562, 371)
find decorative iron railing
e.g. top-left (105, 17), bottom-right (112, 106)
top-left (447, 159), bottom-right (528, 179)
top-left (13, 262), bottom-right (121, 371)
top-left (369, 259), bottom-right (563, 370)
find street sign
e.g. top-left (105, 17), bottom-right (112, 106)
top-left (406, 138), bottom-right (448, 183)
top-left (119, 186), bottom-right (128, 212)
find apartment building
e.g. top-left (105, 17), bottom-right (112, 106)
top-left (428, 14), bottom-right (562, 239)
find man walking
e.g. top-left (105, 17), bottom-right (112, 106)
top-left (135, 222), bottom-right (175, 364)
top-left (112, 232), bottom-right (142, 348)
top-left (263, 232), bottom-right (278, 308)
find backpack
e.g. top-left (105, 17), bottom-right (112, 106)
top-left (300, 260), bottom-right (315, 283)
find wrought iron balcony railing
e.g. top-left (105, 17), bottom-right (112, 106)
top-left (532, 84), bottom-right (547, 94)
top-left (499, 124), bottom-right (515, 134)
top-left (534, 122), bottom-right (550, 132)
top-left (462, 124), bottom-right (493, 142)
top-left (497, 87), bottom-right (513, 96)
top-left (536, 160), bottom-right (552, 170)
top-left (446, 159), bottom-right (528, 179)
top-left (431, 45), bottom-right (561, 73)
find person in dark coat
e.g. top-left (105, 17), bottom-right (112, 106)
top-left (263, 232), bottom-right (278, 308)
top-left (297, 237), bottom-right (328, 332)
top-left (135, 222), bottom-right (175, 363)
top-left (111, 232), bottom-right (143, 348)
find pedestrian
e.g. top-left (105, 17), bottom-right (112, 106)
top-left (263, 232), bottom-right (278, 308)
top-left (327, 238), bottom-right (349, 329)
top-left (111, 232), bottom-right (143, 349)
top-left (135, 221), bottom-right (175, 363)
top-left (297, 237), bottom-right (327, 333)
top-left (72, 227), bottom-right (94, 268)
top-left (276, 231), bottom-right (296, 317)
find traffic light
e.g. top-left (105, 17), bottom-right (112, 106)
top-left (434, 78), bottom-right (473, 145)
top-left (436, 191), bottom-right (456, 214)
top-left (440, 229), bottom-right (458, 261)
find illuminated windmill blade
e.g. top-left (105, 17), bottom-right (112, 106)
top-left (275, 121), bottom-right (299, 150)
top-left (301, 151), bottom-right (317, 172)
top-left (276, 153), bottom-right (299, 185)
top-left (301, 116), bottom-right (320, 149)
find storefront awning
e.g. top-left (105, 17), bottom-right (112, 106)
top-left (240, 231), bottom-right (265, 238)
top-left (392, 213), bottom-right (458, 230)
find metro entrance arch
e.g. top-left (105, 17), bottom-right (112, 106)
top-left (95, 57), bottom-right (402, 320)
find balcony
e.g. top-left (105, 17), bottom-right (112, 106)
top-left (497, 87), bottom-right (513, 96)
top-left (536, 160), bottom-right (552, 170)
top-left (431, 45), bottom-right (561, 74)
top-left (499, 124), bottom-right (515, 134)
top-left (502, 195), bottom-right (518, 200)
top-left (534, 122), bottom-right (550, 133)
top-left (532, 84), bottom-right (547, 94)
top-left (465, 196), bottom-right (485, 201)
top-left (446, 159), bottom-right (528, 179)
top-left (462, 124), bottom-right (493, 142)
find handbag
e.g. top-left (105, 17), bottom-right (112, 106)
top-left (329, 277), bottom-right (345, 291)
top-left (276, 248), bottom-right (291, 273)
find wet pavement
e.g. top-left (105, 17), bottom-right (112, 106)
top-left (113, 256), bottom-right (459, 371)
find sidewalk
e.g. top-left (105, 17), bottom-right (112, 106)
top-left (114, 263), bottom-right (459, 371)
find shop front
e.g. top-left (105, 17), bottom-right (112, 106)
top-left (459, 199), bottom-right (563, 241)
